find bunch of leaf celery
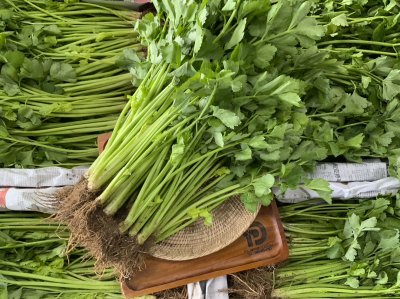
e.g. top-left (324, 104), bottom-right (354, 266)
top-left (0, 212), bottom-right (123, 299)
top-left (301, 0), bottom-right (400, 168)
top-left (0, 0), bottom-right (143, 167)
top-left (81, 0), bottom-right (337, 251)
top-left (78, 0), bottom-right (400, 245)
top-left (271, 196), bottom-right (400, 298)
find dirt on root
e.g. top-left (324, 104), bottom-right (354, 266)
top-left (155, 287), bottom-right (187, 299)
top-left (227, 267), bottom-right (275, 299)
top-left (54, 178), bottom-right (145, 278)
top-left (152, 267), bottom-right (275, 299)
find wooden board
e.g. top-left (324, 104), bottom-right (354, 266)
top-left (121, 201), bottom-right (288, 298)
top-left (98, 132), bottom-right (112, 153)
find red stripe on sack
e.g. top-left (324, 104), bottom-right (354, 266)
top-left (0, 188), bottom-right (9, 208)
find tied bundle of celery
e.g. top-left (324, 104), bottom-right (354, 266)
top-left (57, 0), bottom-right (400, 274)
top-left (229, 196), bottom-right (400, 299)
top-left (0, 0), bottom-right (143, 167)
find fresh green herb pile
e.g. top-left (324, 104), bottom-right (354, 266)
top-left (228, 196), bottom-right (400, 298)
top-left (0, 212), bottom-right (123, 299)
top-left (0, 0), bottom-right (142, 167)
top-left (274, 196), bottom-right (400, 298)
top-left (10, 196), bottom-right (400, 299)
top-left (57, 0), bottom-right (400, 272)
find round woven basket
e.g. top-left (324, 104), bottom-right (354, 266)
top-left (148, 196), bottom-right (260, 260)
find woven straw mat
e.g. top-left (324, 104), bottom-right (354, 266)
top-left (148, 196), bottom-right (260, 260)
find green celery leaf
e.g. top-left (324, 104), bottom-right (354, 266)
top-left (376, 271), bottom-right (388, 285)
top-left (212, 106), bottom-right (241, 129)
top-left (213, 131), bottom-right (224, 147)
top-left (0, 9), bottom-right (12, 21)
top-left (260, 150), bottom-right (280, 162)
top-left (50, 62), bottom-right (77, 83)
top-left (241, 192), bottom-right (259, 213)
top-left (327, 243), bottom-right (344, 259)
top-left (225, 18), bottom-right (246, 50)
top-left (259, 192), bottom-right (273, 206)
top-left (3, 82), bottom-right (20, 96)
top-left (278, 92), bottom-right (301, 107)
top-left (345, 133), bottom-right (364, 149)
top-left (193, 23), bottom-right (204, 54)
top-left (149, 41), bottom-right (162, 64)
top-left (116, 48), bottom-right (141, 69)
top-left (304, 178), bottom-right (332, 204)
top-left (362, 76), bottom-right (371, 89)
top-left (295, 17), bottom-right (325, 42)
top-left (197, 30), bottom-right (224, 60)
top-left (235, 144), bottom-right (252, 161)
top-left (188, 207), bottom-right (200, 220)
top-left (170, 62), bottom-right (196, 78)
top-left (43, 24), bottom-right (62, 36)
top-left (199, 210), bottom-right (213, 226)
top-left (252, 174), bottom-right (274, 197)
top-left (383, 70), bottom-right (400, 101)
top-left (222, 0), bottom-right (236, 11)
top-left (359, 217), bottom-right (379, 232)
top-left (160, 41), bottom-right (182, 65)
top-left (344, 214), bottom-right (360, 239)
top-left (342, 92), bottom-right (370, 115)
top-left (368, 270), bottom-right (377, 279)
top-left (331, 14), bottom-right (348, 27)
top-left (17, 150), bottom-right (34, 167)
top-left (384, 0), bottom-right (397, 11)
top-left (43, 36), bottom-right (57, 47)
top-left (170, 143), bottom-right (185, 165)
top-left (20, 58), bottom-right (44, 81)
top-left (248, 136), bottom-right (269, 149)
top-left (391, 247), bottom-right (400, 263)
top-left (8, 288), bottom-right (22, 299)
top-left (44, 150), bottom-right (67, 162)
top-left (239, 0), bottom-right (270, 19)
top-left (393, 272), bottom-right (400, 288)
top-left (363, 240), bottom-right (376, 256)
top-left (349, 267), bottom-right (365, 277)
top-left (345, 277), bottom-right (359, 288)
top-left (378, 229), bottom-right (399, 251)
top-left (254, 44), bottom-right (277, 69)
top-left (345, 243), bottom-right (360, 262)
top-left (4, 51), bottom-right (25, 68)
top-left (290, 140), bottom-right (328, 161)
top-left (0, 123), bottom-right (9, 138)
top-left (1, 64), bottom-right (18, 82)
top-left (288, 1), bottom-right (311, 29)
top-left (0, 277), bottom-right (7, 299)
top-left (377, 131), bottom-right (394, 147)
top-left (231, 75), bottom-right (247, 93)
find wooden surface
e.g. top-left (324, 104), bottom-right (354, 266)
top-left (98, 132), bottom-right (112, 154)
top-left (121, 201), bottom-right (288, 298)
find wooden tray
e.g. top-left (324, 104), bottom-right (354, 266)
top-left (121, 201), bottom-right (288, 297)
top-left (97, 133), bottom-right (288, 297)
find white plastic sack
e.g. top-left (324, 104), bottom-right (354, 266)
top-left (274, 161), bottom-right (400, 203)
top-left (305, 161), bottom-right (387, 182)
top-left (0, 166), bottom-right (88, 187)
top-left (0, 187), bottom-right (59, 213)
top-left (187, 276), bottom-right (229, 299)
top-left (0, 166), bottom-right (88, 213)
top-left (274, 177), bottom-right (400, 204)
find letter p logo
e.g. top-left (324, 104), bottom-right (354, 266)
top-left (243, 221), bottom-right (267, 248)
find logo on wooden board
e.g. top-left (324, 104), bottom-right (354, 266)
top-left (243, 221), bottom-right (272, 255)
